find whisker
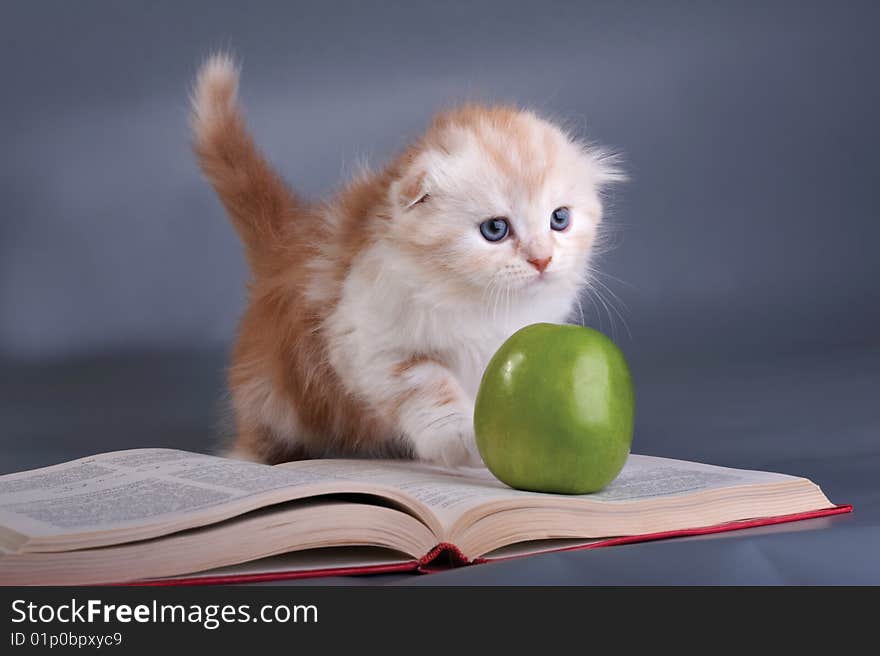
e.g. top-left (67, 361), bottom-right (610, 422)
top-left (574, 293), bottom-right (586, 326)
top-left (590, 283), bottom-right (632, 340)
top-left (586, 265), bottom-right (636, 290)
top-left (588, 274), bottom-right (630, 312)
top-left (582, 286), bottom-right (605, 333)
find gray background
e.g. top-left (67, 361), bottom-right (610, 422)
top-left (1, 1), bottom-right (878, 584)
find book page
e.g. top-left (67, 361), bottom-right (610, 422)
top-left (0, 448), bottom-right (402, 543)
top-left (278, 454), bottom-right (803, 525)
top-left (152, 546), bottom-right (416, 582)
top-left (1, 449), bottom-right (811, 552)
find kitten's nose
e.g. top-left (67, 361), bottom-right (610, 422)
top-left (527, 256), bottom-right (552, 273)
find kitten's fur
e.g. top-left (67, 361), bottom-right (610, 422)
top-left (191, 54), bottom-right (621, 466)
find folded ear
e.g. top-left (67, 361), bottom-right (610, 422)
top-left (586, 146), bottom-right (627, 188)
top-left (392, 166), bottom-right (429, 210)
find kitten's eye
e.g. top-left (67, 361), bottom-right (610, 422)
top-left (479, 218), bottom-right (510, 242)
top-left (550, 207), bottom-right (571, 231)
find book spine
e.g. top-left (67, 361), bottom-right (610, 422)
top-left (417, 542), bottom-right (471, 572)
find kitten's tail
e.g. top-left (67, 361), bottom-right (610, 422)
top-left (190, 54), bottom-right (300, 270)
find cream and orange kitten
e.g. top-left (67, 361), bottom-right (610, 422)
top-left (191, 54), bottom-right (622, 467)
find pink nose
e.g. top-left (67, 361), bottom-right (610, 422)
top-left (527, 256), bottom-right (552, 273)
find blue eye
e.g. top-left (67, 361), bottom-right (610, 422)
top-left (551, 207), bottom-right (570, 231)
top-left (479, 218), bottom-right (510, 242)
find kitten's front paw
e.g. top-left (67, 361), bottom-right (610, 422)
top-left (413, 414), bottom-right (483, 468)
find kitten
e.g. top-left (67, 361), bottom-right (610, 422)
top-left (191, 54), bottom-right (622, 467)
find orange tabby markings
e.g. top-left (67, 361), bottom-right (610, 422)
top-left (190, 54), bottom-right (621, 465)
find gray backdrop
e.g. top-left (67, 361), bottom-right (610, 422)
top-left (2, 0), bottom-right (877, 361)
top-left (1, 1), bottom-right (878, 583)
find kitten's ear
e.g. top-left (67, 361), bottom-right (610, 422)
top-left (588, 147), bottom-right (627, 188)
top-left (393, 169), bottom-right (430, 210)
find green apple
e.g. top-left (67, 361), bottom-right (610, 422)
top-left (474, 323), bottom-right (634, 494)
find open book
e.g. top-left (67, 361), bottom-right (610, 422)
top-left (0, 448), bottom-right (848, 585)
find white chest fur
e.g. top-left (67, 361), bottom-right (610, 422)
top-left (326, 242), bottom-right (578, 401)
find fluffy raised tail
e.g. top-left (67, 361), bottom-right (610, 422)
top-left (190, 54), bottom-right (299, 270)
